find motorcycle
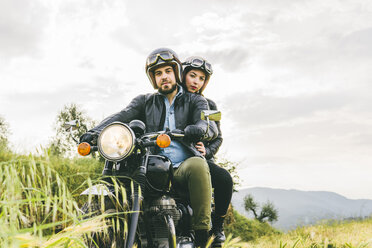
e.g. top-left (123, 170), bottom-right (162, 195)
top-left (65, 110), bottom-right (221, 248)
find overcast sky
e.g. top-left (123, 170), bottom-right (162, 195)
top-left (1, 0), bottom-right (372, 199)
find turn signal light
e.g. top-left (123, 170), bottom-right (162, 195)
top-left (78, 142), bottom-right (91, 156)
top-left (156, 134), bottom-right (171, 148)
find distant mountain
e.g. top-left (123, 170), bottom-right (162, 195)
top-left (231, 187), bottom-right (372, 231)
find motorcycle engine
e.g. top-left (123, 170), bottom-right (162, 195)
top-left (145, 195), bottom-right (182, 240)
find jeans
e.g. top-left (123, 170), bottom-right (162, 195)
top-left (173, 157), bottom-right (212, 230)
top-left (208, 160), bottom-right (233, 217)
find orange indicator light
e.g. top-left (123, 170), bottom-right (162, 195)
top-left (78, 142), bottom-right (91, 156)
top-left (156, 134), bottom-right (171, 148)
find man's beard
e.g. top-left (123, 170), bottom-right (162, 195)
top-left (158, 83), bottom-right (177, 95)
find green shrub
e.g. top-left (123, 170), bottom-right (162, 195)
top-left (225, 209), bottom-right (280, 242)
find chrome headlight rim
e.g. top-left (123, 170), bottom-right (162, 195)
top-left (97, 122), bottom-right (135, 162)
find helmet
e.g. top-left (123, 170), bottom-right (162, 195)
top-left (145, 48), bottom-right (182, 89)
top-left (182, 56), bottom-right (213, 94)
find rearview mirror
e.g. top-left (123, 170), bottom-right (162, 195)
top-left (63, 120), bottom-right (80, 132)
top-left (201, 110), bottom-right (221, 121)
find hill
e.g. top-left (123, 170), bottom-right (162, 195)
top-left (231, 187), bottom-right (372, 230)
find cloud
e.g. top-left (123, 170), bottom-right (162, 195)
top-left (1, 77), bottom-right (143, 152)
top-left (253, 1), bottom-right (372, 79)
top-left (190, 12), bottom-right (245, 34)
top-left (111, 1), bottom-right (200, 55)
top-left (339, 27), bottom-right (372, 58)
top-left (1, 77), bottom-right (141, 126)
top-left (219, 88), bottom-right (372, 168)
top-left (178, 11), bottom-right (257, 71)
top-left (203, 47), bottom-right (250, 71)
top-left (112, 2), bottom-right (259, 71)
top-left (0, 0), bottom-right (48, 59)
top-left (222, 90), bottom-right (353, 127)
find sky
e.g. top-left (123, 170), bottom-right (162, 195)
top-left (1, 0), bottom-right (372, 199)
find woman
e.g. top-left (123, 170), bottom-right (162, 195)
top-left (182, 56), bottom-right (233, 245)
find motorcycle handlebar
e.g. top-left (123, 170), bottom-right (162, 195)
top-left (141, 130), bottom-right (185, 140)
top-left (142, 140), bottom-right (157, 147)
top-left (169, 132), bottom-right (184, 139)
top-left (138, 131), bottom-right (184, 149)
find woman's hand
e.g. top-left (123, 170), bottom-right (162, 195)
top-left (195, 142), bottom-right (206, 156)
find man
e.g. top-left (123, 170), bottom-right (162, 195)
top-left (80, 48), bottom-right (217, 247)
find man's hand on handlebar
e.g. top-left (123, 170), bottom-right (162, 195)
top-left (79, 132), bottom-right (98, 145)
top-left (184, 125), bottom-right (204, 142)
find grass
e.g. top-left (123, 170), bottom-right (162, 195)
top-left (246, 218), bottom-right (372, 248)
top-left (220, 218), bottom-right (372, 248)
top-left (0, 150), bottom-right (108, 247)
top-left (8, 217), bottom-right (108, 248)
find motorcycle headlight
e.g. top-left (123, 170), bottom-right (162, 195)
top-left (98, 122), bottom-right (135, 161)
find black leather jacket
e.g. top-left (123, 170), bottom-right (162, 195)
top-left (204, 98), bottom-right (222, 161)
top-left (89, 87), bottom-right (218, 157)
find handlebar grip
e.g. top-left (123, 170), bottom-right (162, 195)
top-left (169, 132), bottom-right (185, 139)
top-left (142, 140), bottom-right (157, 147)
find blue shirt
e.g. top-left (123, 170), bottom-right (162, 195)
top-left (158, 86), bottom-right (193, 167)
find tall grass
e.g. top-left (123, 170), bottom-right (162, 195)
top-left (247, 218), bottom-right (372, 248)
top-left (0, 151), bottom-right (107, 247)
top-left (219, 218), bottom-right (372, 248)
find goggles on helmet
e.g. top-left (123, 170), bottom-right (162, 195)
top-left (146, 51), bottom-right (175, 67)
top-left (183, 57), bottom-right (213, 75)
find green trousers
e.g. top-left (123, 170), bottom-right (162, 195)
top-left (173, 157), bottom-right (212, 230)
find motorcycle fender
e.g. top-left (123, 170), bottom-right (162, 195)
top-left (80, 184), bottom-right (114, 197)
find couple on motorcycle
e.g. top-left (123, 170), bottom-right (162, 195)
top-left (80, 48), bottom-right (233, 247)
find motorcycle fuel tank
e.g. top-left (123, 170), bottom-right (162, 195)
top-left (146, 155), bottom-right (173, 194)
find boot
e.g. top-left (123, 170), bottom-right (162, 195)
top-left (195, 229), bottom-right (209, 248)
top-left (210, 214), bottom-right (226, 246)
